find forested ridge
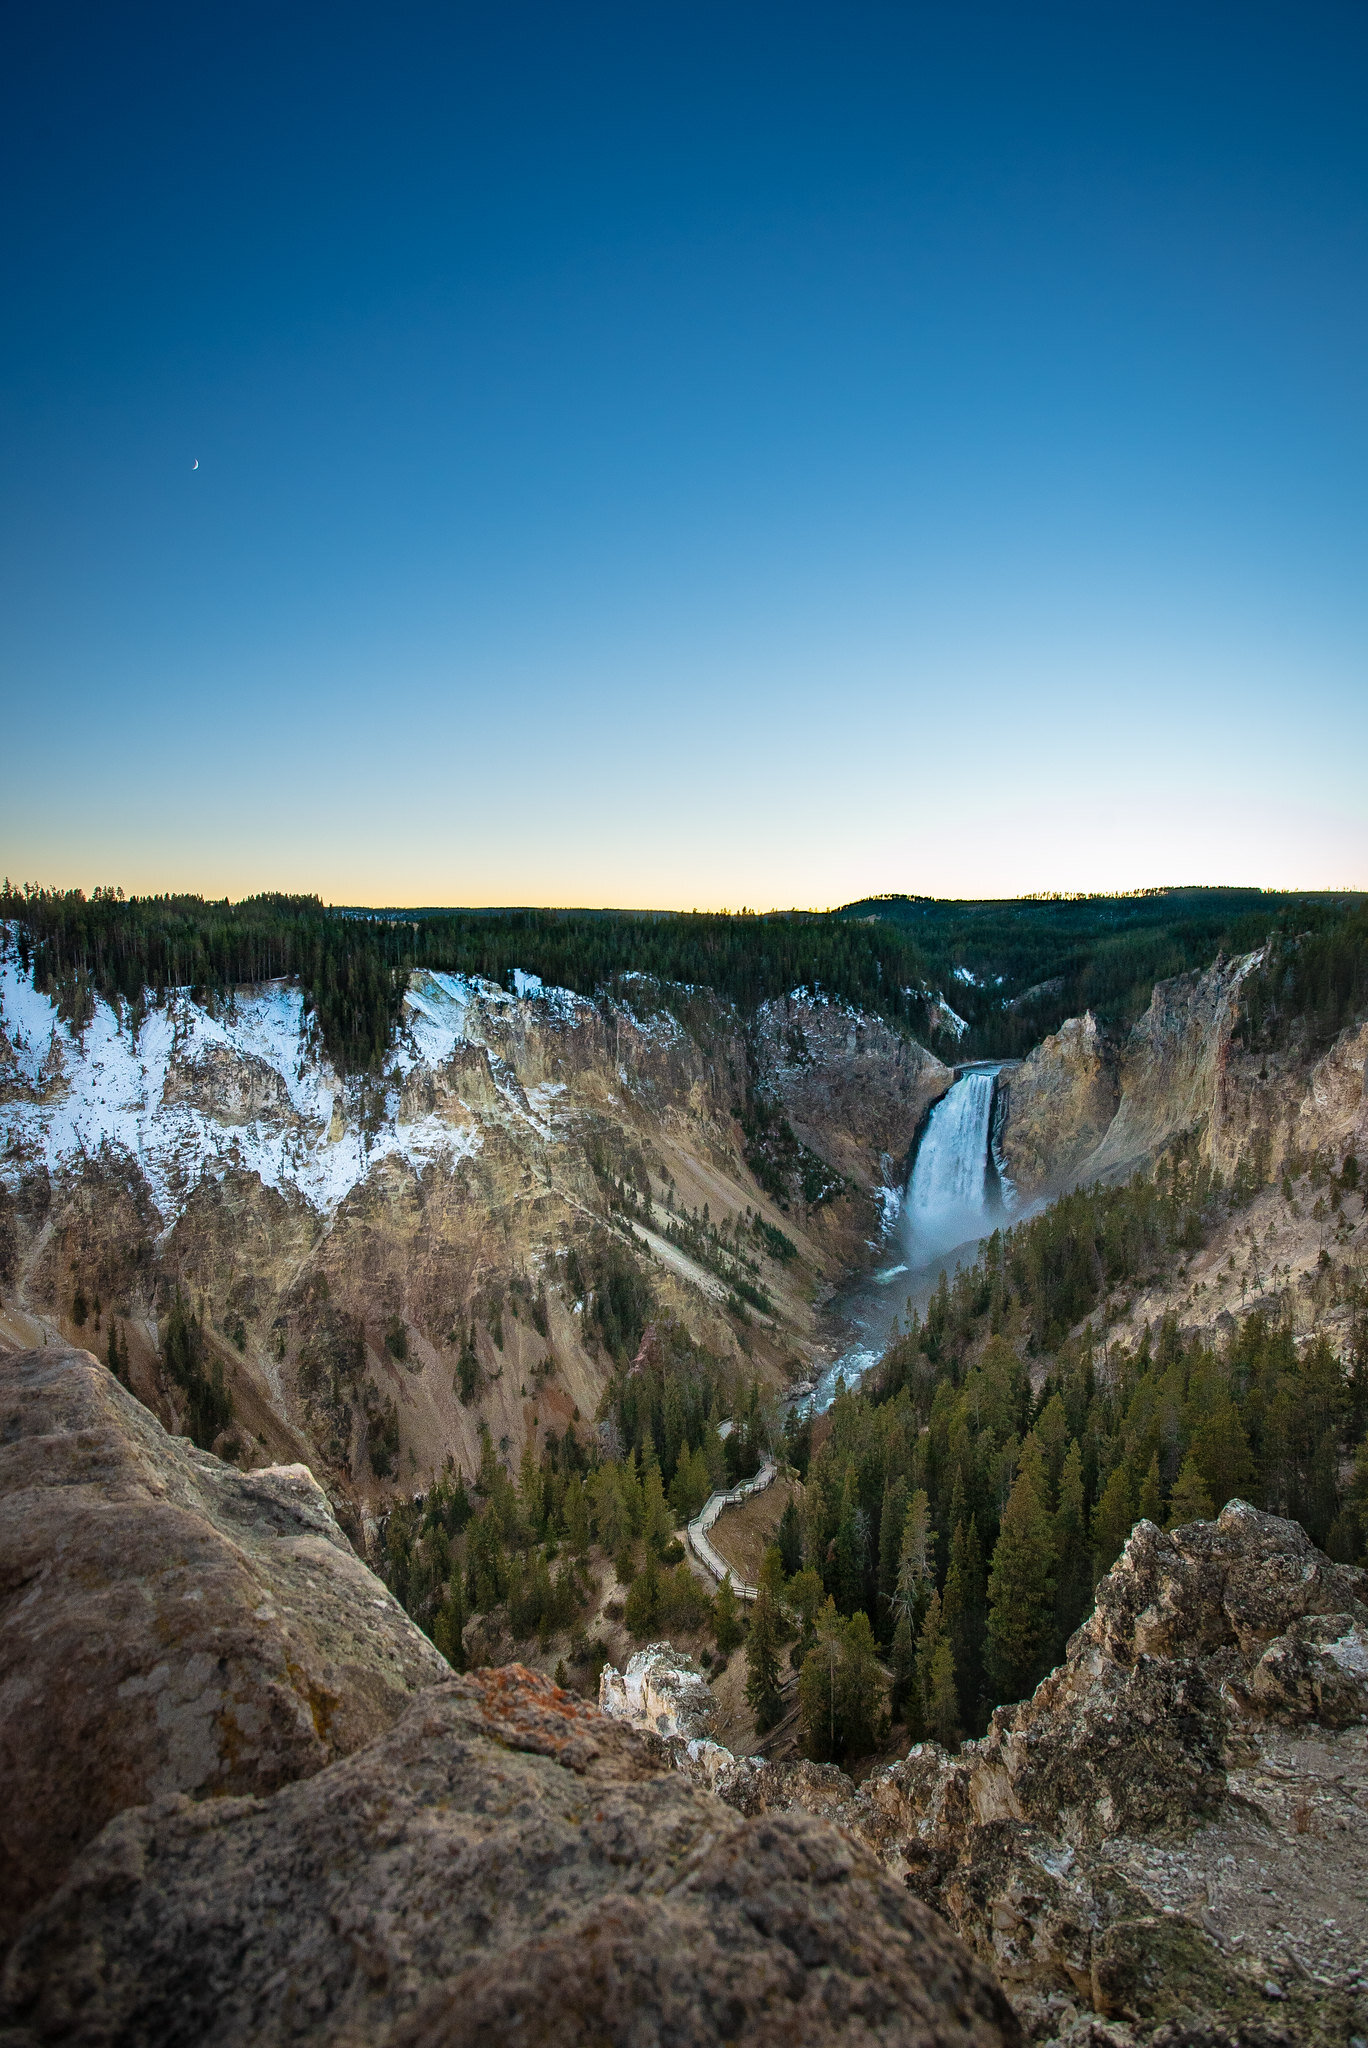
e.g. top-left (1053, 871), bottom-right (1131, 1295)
top-left (840, 886), bottom-right (1366, 1057)
top-left (5, 881), bottom-right (1364, 1074)
top-left (2, 886), bottom-right (939, 1073)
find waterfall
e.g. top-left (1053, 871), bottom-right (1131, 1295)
top-left (904, 1067), bottom-right (1000, 1264)
top-left (804, 1062), bottom-right (1005, 1413)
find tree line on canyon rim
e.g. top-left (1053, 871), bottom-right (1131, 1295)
top-left (6, 881), bottom-right (1365, 1073)
top-left (375, 1138), bottom-right (1367, 1765)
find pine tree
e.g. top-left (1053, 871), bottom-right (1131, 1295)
top-left (925, 1634), bottom-right (960, 1749)
top-left (876, 1474), bottom-right (908, 1635)
top-left (466, 1508), bottom-right (506, 1611)
top-left (1167, 1454), bottom-right (1214, 1527)
top-left (777, 1495), bottom-right (803, 1576)
top-left (798, 1599), bottom-right (843, 1762)
top-left (941, 1517), bottom-right (986, 1734)
top-left (914, 1588), bottom-right (957, 1743)
top-left (986, 1458), bottom-right (1057, 1705)
top-left (1053, 1441), bottom-right (1093, 1650)
top-left (1190, 1396), bottom-right (1255, 1512)
top-left (641, 1456), bottom-right (672, 1553)
top-left (106, 1317), bottom-right (126, 1385)
top-left (893, 1488), bottom-right (935, 1631)
top-left (786, 1566), bottom-right (825, 1670)
top-left (713, 1573), bottom-right (744, 1659)
top-left (833, 1469), bottom-right (865, 1614)
top-left (432, 1574), bottom-right (467, 1670)
top-left (1138, 1451), bottom-right (1163, 1526)
top-left (624, 1547), bottom-right (661, 1638)
top-left (890, 1607), bottom-right (917, 1730)
top-left (564, 1473), bottom-right (591, 1556)
top-left (745, 1583), bottom-right (784, 1732)
top-left (1092, 1461), bottom-right (1137, 1575)
top-left (756, 1543), bottom-right (787, 1602)
top-left (836, 1611), bottom-right (883, 1760)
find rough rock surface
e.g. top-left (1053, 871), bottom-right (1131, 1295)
top-left (688, 1506), bottom-right (1368, 2047)
top-left (0, 1665), bottom-right (1020, 2048)
top-left (750, 993), bottom-right (953, 1192)
top-left (0, 1347), bottom-right (448, 1944)
top-left (996, 952), bottom-right (1368, 1214)
top-left (995, 1014), bottom-right (1120, 1200)
top-left (597, 1640), bottom-right (717, 1738)
top-left (1081, 954), bottom-right (1263, 1184)
top-left (994, 958), bottom-right (1258, 1200)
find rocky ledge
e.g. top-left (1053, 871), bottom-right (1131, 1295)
top-left (661, 1505), bottom-right (1368, 2048)
top-left (0, 1346), bottom-right (449, 1945)
top-left (0, 1348), bottom-right (1018, 2048)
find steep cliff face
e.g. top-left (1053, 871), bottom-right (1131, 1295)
top-left (992, 959), bottom-right (1368, 1357)
top-left (749, 993), bottom-right (952, 1193)
top-left (998, 950), bottom-right (1367, 1199)
top-left (0, 940), bottom-right (942, 1503)
top-left (993, 1013), bottom-right (1119, 1197)
top-left (0, 1353), bottom-right (1019, 2048)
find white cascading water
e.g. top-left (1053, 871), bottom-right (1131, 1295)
top-left (806, 1064), bottom-right (1003, 1410)
top-left (902, 1066), bottom-right (1000, 1265)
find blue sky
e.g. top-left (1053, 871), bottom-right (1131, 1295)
top-left (3, 1), bottom-right (1365, 905)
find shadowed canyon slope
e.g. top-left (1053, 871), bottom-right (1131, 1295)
top-left (0, 1347), bottom-right (1017, 2048)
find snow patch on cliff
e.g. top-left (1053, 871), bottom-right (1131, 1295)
top-left (0, 939), bottom-right (488, 1225)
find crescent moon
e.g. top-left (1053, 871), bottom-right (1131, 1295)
top-left (191, 459), bottom-right (199, 470)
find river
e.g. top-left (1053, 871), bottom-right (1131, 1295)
top-left (804, 1063), bottom-right (1009, 1411)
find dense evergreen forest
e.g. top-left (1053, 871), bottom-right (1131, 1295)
top-left (840, 886), bottom-right (1365, 1057)
top-left (2, 886), bottom-right (938, 1072)
top-left (793, 1138), bottom-right (1366, 1749)
top-left (4, 881), bottom-right (1363, 1073)
top-left (375, 1141), bottom-right (1367, 1761)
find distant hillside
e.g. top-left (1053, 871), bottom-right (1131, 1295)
top-left (835, 886), bottom-right (1367, 1056)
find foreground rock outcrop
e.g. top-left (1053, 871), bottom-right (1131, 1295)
top-left (0, 1353), bottom-right (1019, 2048)
top-left (0, 1664), bottom-right (1018, 2048)
top-left (0, 1348), bottom-right (448, 1946)
top-left (680, 1505), bottom-right (1368, 2047)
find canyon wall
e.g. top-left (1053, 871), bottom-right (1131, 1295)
top-left (0, 941), bottom-right (948, 1508)
top-left (997, 950), bottom-right (1368, 1200)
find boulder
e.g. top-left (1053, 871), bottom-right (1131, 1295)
top-left (0, 1347), bottom-right (448, 1944)
top-left (597, 1640), bottom-right (716, 1739)
top-left (0, 1666), bottom-right (1020, 2048)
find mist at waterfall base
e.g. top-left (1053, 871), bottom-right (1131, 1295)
top-left (807, 1066), bottom-right (1008, 1412)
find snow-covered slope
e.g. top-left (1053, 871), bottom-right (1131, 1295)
top-left (0, 941), bottom-right (623, 1224)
